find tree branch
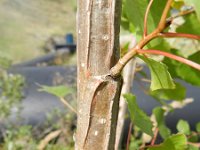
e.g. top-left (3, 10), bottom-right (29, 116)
top-left (126, 122), bottom-right (133, 150)
top-left (158, 0), bottom-right (173, 31)
top-left (110, 30), bottom-right (158, 77)
top-left (137, 49), bottom-right (200, 71)
top-left (188, 142), bottom-right (200, 148)
top-left (38, 130), bottom-right (62, 150)
top-left (158, 32), bottom-right (200, 40)
top-left (110, 0), bottom-right (173, 77)
top-left (166, 8), bottom-right (195, 24)
top-left (143, 0), bottom-right (154, 37)
top-left (151, 128), bottom-right (159, 146)
top-left (110, 2), bottom-right (195, 78)
top-left (60, 97), bottom-right (77, 113)
top-left (187, 132), bottom-right (200, 139)
top-left (115, 58), bottom-right (136, 149)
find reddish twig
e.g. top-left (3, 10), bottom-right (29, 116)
top-left (110, 1), bottom-right (195, 78)
top-left (143, 0), bottom-right (154, 37)
top-left (137, 49), bottom-right (200, 71)
top-left (187, 132), bottom-right (200, 139)
top-left (151, 128), bottom-right (159, 145)
top-left (159, 32), bottom-right (200, 40)
top-left (188, 142), bottom-right (200, 148)
top-left (126, 122), bottom-right (133, 150)
top-left (110, 0), bottom-right (173, 77)
top-left (166, 8), bottom-right (195, 24)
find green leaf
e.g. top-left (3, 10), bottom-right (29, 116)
top-left (188, 145), bottom-right (199, 150)
top-left (163, 51), bottom-right (200, 86)
top-left (195, 122), bottom-right (200, 132)
top-left (150, 82), bottom-right (186, 101)
top-left (140, 57), bottom-right (175, 91)
top-left (129, 136), bottom-right (143, 150)
top-left (148, 134), bottom-right (187, 150)
top-left (177, 14), bottom-right (200, 35)
top-left (153, 107), bottom-right (171, 139)
top-left (171, 1), bottom-right (184, 9)
top-left (124, 0), bottom-right (170, 50)
top-left (176, 51), bottom-right (200, 86)
top-left (146, 38), bottom-right (171, 53)
top-left (124, 0), bottom-right (167, 35)
top-left (176, 120), bottom-right (190, 135)
top-left (121, 1), bottom-right (131, 31)
top-left (188, 134), bottom-right (198, 143)
top-left (124, 93), bottom-right (153, 136)
top-left (38, 85), bottom-right (73, 98)
top-left (184, 0), bottom-right (200, 21)
top-left (0, 56), bottom-right (12, 69)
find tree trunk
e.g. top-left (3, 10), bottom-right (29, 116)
top-left (76, 0), bottom-right (122, 150)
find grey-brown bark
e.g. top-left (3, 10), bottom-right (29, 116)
top-left (76, 0), bottom-right (122, 149)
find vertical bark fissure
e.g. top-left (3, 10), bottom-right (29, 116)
top-left (76, 0), bottom-right (122, 149)
top-left (83, 80), bottom-right (107, 148)
top-left (86, 0), bottom-right (93, 69)
top-left (106, 0), bottom-right (114, 68)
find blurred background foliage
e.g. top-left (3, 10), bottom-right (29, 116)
top-left (0, 1), bottom-right (77, 149)
top-left (0, 0), bottom-right (76, 63)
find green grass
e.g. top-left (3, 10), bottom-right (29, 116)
top-left (0, 0), bottom-right (76, 63)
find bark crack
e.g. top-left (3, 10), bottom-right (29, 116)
top-left (83, 79), bottom-right (107, 148)
top-left (86, 0), bottom-right (93, 69)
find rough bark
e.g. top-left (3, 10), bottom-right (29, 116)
top-left (76, 0), bottom-right (122, 150)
